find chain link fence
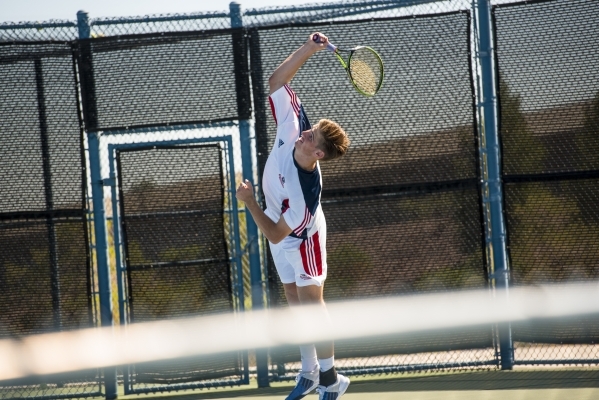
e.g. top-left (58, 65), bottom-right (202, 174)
top-left (493, 0), bottom-right (599, 367)
top-left (0, 39), bottom-right (101, 399)
top-left (1, 0), bottom-right (598, 398)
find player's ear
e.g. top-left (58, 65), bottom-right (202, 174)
top-left (314, 148), bottom-right (325, 160)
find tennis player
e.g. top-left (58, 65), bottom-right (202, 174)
top-left (236, 32), bottom-right (351, 400)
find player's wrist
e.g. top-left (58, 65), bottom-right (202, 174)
top-left (244, 196), bottom-right (260, 211)
top-left (303, 39), bottom-right (323, 53)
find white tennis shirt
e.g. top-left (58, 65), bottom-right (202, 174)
top-left (262, 85), bottom-right (325, 250)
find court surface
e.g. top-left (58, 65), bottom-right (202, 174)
top-left (120, 370), bottom-right (599, 400)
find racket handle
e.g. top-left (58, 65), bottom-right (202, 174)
top-left (312, 33), bottom-right (337, 52)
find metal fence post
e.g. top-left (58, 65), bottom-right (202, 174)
top-left (475, 0), bottom-right (514, 370)
top-left (230, 1), bottom-right (270, 388)
top-left (33, 57), bottom-right (62, 331)
top-left (77, 10), bottom-right (119, 398)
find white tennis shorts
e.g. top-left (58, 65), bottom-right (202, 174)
top-left (270, 227), bottom-right (327, 287)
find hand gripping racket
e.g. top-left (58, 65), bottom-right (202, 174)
top-left (313, 33), bottom-right (384, 97)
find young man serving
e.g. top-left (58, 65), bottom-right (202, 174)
top-left (235, 32), bottom-right (351, 400)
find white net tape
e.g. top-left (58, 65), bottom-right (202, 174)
top-left (1, 282), bottom-right (598, 381)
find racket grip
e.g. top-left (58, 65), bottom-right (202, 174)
top-left (312, 33), bottom-right (337, 52)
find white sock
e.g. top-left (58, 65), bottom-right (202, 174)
top-left (318, 356), bottom-right (335, 372)
top-left (300, 344), bottom-right (318, 371)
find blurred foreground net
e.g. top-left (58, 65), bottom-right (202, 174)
top-left (1, 283), bottom-right (598, 385)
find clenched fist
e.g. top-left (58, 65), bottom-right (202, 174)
top-left (236, 179), bottom-right (255, 204)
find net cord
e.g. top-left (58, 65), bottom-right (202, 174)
top-left (0, 282), bottom-right (597, 381)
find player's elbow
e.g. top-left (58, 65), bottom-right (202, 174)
top-left (269, 236), bottom-right (283, 245)
top-left (266, 226), bottom-right (291, 245)
top-left (267, 231), bottom-right (286, 245)
top-left (266, 216), bottom-right (292, 244)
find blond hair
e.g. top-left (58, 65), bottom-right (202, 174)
top-left (317, 119), bottom-right (350, 161)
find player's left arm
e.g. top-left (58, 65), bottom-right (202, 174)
top-left (236, 179), bottom-right (292, 244)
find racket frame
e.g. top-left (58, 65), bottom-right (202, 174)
top-left (334, 46), bottom-right (384, 97)
top-left (313, 33), bottom-right (384, 97)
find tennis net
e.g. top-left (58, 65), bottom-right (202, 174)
top-left (1, 282), bottom-right (598, 382)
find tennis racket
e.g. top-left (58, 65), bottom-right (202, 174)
top-left (313, 33), bottom-right (384, 97)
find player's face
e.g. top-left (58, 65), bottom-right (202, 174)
top-left (296, 125), bottom-right (325, 163)
top-left (297, 125), bottom-right (320, 150)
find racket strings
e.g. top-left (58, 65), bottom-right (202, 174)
top-left (348, 48), bottom-right (383, 96)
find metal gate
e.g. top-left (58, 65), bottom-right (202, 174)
top-left (106, 135), bottom-right (248, 394)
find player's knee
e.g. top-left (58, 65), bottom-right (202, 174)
top-left (296, 283), bottom-right (324, 305)
top-left (283, 284), bottom-right (301, 306)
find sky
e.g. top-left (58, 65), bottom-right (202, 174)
top-left (1, 0), bottom-right (322, 23)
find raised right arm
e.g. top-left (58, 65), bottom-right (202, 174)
top-left (268, 32), bottom-right (330, 95)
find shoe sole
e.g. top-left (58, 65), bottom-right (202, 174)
top-left (285, 381), bottom-right (319, 400)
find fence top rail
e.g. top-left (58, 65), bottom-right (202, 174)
top-left (0, 20), bottom-right (77, 30)
top-left (90, 11), bottom-right (230, 26)
top-left (243, 0), bottom-right (438, 15)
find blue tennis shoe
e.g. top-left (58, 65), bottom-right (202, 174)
top-left (285, 367), bottom-right (320, 400)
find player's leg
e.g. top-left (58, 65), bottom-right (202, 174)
top-left (283, 282), bottom-right (300, 306)
top-left (296, 283), bottom-right (333, 360)
top-left (271, 240), bottom-right (320, 400)
top-left (283, 282), bottom-right (320, 373)
top-left (288, 225), bottom-right (349, 399)
top-left (295, 284), bottom-right (349, 400)
top-left (285, 228), bottom-right (330, 380)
